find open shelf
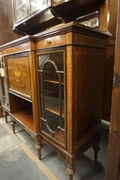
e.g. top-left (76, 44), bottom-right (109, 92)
top-left (9, 93), bottom-right (34, 132)
top-left (11, 108), bottom-right (34, 131)
top-left (44, 79), bottom-right (64, 84)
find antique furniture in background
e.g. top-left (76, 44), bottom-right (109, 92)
top-left (102, 0), bottom-right (118, 121)
top-left (106, 1), bottom-right (120, 180)
top-left (11, 0), bottom-right (105, 35)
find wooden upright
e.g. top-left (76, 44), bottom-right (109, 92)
top-left (106, 1), bottom-right (120, 180)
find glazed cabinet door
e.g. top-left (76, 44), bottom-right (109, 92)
top-left (29, 0), bottom-right (49, 14)
top-left (37, 49), bottom-right (66, 148)
top-left (13, 0), bottom-right (28, 23)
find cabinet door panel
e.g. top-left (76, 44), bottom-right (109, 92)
top-left (7, 55), bottom-right (31, 99)
top-left (37, 50), bottom-right (66, 146)
top-left (29, 0), bottom-right (48, 13)
top-left (13, 0), bottom-right (28, 22)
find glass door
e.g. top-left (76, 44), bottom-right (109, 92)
top-left (13, 0), bottom-right (28, 23)
top-left (37, 50), bottom-right (66, 146)
top-left (29, 0), bottom-right (49, 14)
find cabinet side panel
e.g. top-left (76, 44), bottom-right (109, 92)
top-left (72, 46), bottom-right (105, 152)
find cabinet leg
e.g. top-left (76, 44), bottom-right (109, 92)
top-left (10, 121), bottom-right (16, 134)
top-left (93, 144), bottom-right (100, 162)
top-left (66, 164), bottom-right (75, 180)
top-left (35, 136), bottom-right (41, 160)
top-left (3, 111), bottom-right (8, 123)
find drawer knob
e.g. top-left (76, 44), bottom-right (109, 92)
top-left (46, 40), bottom-right (51, 45)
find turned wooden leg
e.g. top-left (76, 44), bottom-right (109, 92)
top-left (66, 164), bottom-right (75, 180)
top-left (35, 136), bottom-right (41, 160)
top-left (3, 111), bottom-right (8, 123)
top-left (10, 121), bottom-right (16, 134)
top-left (93, 144), bottom-right (100, 162)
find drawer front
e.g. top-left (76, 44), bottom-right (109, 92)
top-left (35, 34), bottom-right (67, 49)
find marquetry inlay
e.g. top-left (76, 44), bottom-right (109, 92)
top-left (67, 46), bottom-right (72, 112)
top-left (7, 57), bottom-right (31, 97)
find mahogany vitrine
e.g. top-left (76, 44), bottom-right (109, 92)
top-left (0, 21), bottom-right (110, 179)
top-left (34, 22), bottom-right (110, 180)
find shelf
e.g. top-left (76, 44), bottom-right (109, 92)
top-left (44, 79), bottom-right (64, 84)
top-left (11, 109), bottom-right (34, 131)
top-left (53, 129), bottom-right (65, 144)
top-left (46, 106), bottom-right (64, 117)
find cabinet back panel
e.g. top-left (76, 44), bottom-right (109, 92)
top-left (9, 93), bottom-right (32, 113)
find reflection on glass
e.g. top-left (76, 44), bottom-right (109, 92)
top-left (38, 51), bottom-right (65, 145)
top-left (14, 0), bottom-right (27, 22)
top-left (77, 11), bottom-right (99, 28)
top-left (30, 0), bottom-right (48, 13)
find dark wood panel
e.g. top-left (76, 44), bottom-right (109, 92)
top-left (102, 0), bottom-right (118, 121)
top-left (106, 1), bottom-right (120, 179)
top-left (0, 1), bottom-right (20, 45)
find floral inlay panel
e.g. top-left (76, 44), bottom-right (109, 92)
top-left (7, 56), bottom-right (31, 98)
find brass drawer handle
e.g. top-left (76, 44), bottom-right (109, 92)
top-left (45, 40), bottom-right (51, 45)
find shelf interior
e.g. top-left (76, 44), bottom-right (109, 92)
top-left (12, 108), bottom-right (34, 131)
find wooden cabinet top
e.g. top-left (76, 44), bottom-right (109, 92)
top-left (0, 21), bottom-right (111, 56)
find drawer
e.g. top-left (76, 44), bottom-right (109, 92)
top-left (35, 34), bottom-right (67, 49)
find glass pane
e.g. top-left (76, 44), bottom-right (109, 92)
top-left (2, 78), bottom-right (9, 107)
top-left (14, 0), bottom-right (28, 22)
top-left (38, 51), bottom-right (65, 145)
top-left (29, 0), bottom-right (48, 13)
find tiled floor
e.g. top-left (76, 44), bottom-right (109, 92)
top-left (0, 117), bottom-right (109, 180)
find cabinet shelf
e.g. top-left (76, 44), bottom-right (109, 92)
top-left (52, 129), bottom-right (65, 144)
top-left (44, 79), bottom-right (64, 84)
top-left (46, 106), bottom-right (64, 117)
top-left (11, 108), bottom-right (34, 131)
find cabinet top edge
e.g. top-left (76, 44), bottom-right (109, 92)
top-left (0, 35), bottom-right (34, 51)
top-left (34, 21), bottom-right (111, 41)
top-left (0, 21), bottom-right (111, 51)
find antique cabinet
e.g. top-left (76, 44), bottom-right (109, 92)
top-left (0, 21), bottom-right (110, 179)
top-left (34, 22), bottom-right (110, 180)
top-left (11, 0), bottom-right (61, 35)
top-left (11, 0), bottom-right (106, 35)
top-left (0, 36), bottom-right (40, 157)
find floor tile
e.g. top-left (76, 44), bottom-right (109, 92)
top-left (0, 134), bottom-right (22, 153)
